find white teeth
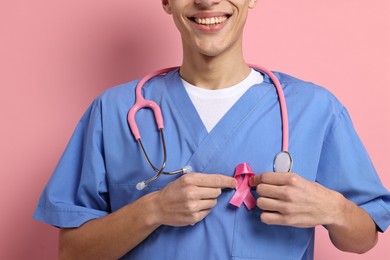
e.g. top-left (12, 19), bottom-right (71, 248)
top-left (194, 16), bottom-right (227, 25)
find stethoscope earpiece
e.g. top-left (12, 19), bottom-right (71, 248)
top-left (136, 181), bottom-right (147, 191)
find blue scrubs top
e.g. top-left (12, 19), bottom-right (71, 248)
top-left (34, 69), bottom-right (390, 259)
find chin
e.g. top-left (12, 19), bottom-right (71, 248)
top-left (195, 42), bottom-right (230, 57)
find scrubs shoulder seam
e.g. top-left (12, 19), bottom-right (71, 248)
top-left (321, 106), bottom-right (347, 144)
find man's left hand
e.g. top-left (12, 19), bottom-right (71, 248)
top-left (250, 172), bottom-right (344, 228)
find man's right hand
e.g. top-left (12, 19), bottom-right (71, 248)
top-left (150, 173), bottom-right (237, 227)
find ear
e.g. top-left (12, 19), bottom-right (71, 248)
top-left (162, 0), bottom-right (172, 14)
top-left (248, 0), bottom-right (257, 9)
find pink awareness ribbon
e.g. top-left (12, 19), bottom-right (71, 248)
top-left (229, 163), bottom-right (257, 210)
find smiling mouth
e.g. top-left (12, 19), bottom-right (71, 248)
top-left (190, 15), bottom-right (230, 26)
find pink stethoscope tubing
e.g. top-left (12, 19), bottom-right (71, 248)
top-left (128, 65), bottom-right (293, 190)
top-left (128, 67), bottom-right (177, 140)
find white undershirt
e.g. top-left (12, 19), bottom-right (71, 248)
top-left (182, 69), bottom-right (263, 132)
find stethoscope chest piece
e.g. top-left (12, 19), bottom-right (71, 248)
top-left (273, 151), bottom-right (293, 172)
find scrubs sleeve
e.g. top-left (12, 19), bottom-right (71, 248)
top-left (34, 98), bottom-right (110, 228)
top-left (316, 107), bottom-right (390, 232)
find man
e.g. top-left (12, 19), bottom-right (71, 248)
top-left (34, 1), bottom-right (390, 259)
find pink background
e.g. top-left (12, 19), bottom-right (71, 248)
top-left (1, 1), bottom-right (389, 259)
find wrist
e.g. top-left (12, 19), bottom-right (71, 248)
top-left (139, 191), bottom-right (163, 228)
top-left (323, 191), bottom-right (378, 253)
top-left (325, 191), bottom-right (351, 229)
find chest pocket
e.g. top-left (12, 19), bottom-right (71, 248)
top-left (231, 205), bottom-right (298, 259)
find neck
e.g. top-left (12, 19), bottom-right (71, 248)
top-left (179, 45), bottom-right (250, 90)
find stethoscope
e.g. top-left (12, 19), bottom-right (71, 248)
top-left (128, 65), bottom-right (293, 190)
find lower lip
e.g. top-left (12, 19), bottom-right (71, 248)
top-left (190, 18), bottom-right (229, 33)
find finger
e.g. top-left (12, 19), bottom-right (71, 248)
top-left (257, 197), bottom-right (288, 212)
top-left (256, 183), bottom-right (289, 200)
top-left (260, 210), bottom-right (308, 227)
top-left (251, 172), bottom-right (298, 187)
top-left (183, 198), bottom-right (218, 213)
top-left (197, 187), bottom-right (224, 199)
top-left (260, 211), bottom-right (288, 226)
top-left (170, 208), bottom-right (213, 227)
top-left (187, 208), bottom-right (212, 225)
top-left (181, 173), bottom-right (237, 189)
top-left (184, 186), bottom-right (223, 200)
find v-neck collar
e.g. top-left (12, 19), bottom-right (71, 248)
top-left (163, 69), bottom-right (275, 172)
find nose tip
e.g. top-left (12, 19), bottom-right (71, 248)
top-left (194, 0), bottom-right (222, 7)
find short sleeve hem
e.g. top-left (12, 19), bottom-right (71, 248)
top-left (360, 199), bottom-right (390, 232)
top-left (33, 205), bottom-right (108, 228)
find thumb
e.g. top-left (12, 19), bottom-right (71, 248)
top-left (249, 174), bottom-right (263, 187)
